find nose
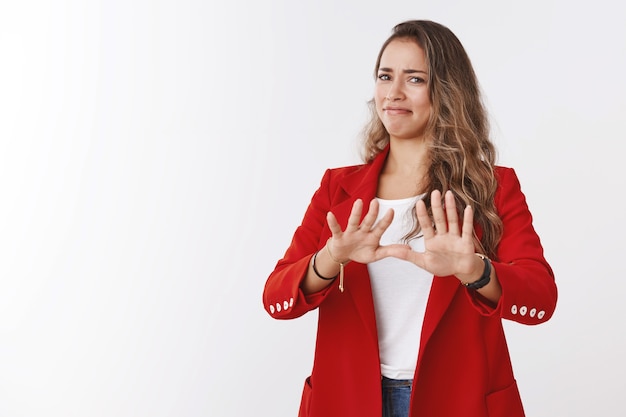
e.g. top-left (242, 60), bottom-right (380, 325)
top-left (385, 80), bottom-right (404, 101)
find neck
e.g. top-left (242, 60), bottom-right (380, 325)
top-left (383, 138), bottom-right (430, 177)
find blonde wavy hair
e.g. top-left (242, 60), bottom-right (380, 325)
top-left (362, 20), bottom-right (503, 258)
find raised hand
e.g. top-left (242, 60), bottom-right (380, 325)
top-left (386, 190), bottom-right (479, 278)
top-left (326, 198), bottom-right (397, 264)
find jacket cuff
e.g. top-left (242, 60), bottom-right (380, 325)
top-left (464, 286), bottom-right (502, 317)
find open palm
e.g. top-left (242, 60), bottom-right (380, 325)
top-left (386, 190), bottom-right (478, 277)
top-left (326, 199), bottom-right (398, 265)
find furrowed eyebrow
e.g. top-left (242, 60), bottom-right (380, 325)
top-left (378, 67), bottom-right (428, 75)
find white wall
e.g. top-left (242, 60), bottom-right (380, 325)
top-left (1, 1), bottom-right (624, 416)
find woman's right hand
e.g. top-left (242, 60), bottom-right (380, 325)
top-left (326, 198), bottom-right (397, 264)
top-left (301, 198), bottom-right (400, 294)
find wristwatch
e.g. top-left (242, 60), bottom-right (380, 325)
top-left (463, 254), bottom-right (491, 290)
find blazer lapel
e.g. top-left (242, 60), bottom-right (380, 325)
top-left (417, 277), bottom-right (460, 363)
top-left (329, 146), bottom-right (389, 227)
top-left (330, 147), bottom-right (389, 346)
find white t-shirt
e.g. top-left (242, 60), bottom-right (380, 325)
top-left (367, 195), bottom-right (434, 380)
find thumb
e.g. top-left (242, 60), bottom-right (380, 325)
top-left (378, 243), bottom-right (413, 261)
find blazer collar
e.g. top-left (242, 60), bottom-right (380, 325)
top-left (339, 145), bottom-right (390, 200)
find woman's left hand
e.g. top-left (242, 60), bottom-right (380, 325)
top-left (387, 190), bottom-right (479, 278)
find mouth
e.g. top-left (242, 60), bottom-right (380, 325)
top-left (384, 107), bottom-right (412, 115)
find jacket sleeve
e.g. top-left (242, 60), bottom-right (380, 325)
top-left (263, 169), bottom-right (338, 320)
top-left (466, 167), bottom-right (558, 325)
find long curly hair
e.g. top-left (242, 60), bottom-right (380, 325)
top-left (362, 20), bottom-right (503, 258)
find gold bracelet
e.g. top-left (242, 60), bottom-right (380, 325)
top-left (326, 238), bottom-right (349, 293)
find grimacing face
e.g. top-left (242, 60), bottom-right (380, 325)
top-left (374, 39), bottom-right (432, 143)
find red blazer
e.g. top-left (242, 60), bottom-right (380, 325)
top-left (263, 147), bottom-right (557, 417)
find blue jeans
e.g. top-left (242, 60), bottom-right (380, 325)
top-left (382, 376), bottom-right (412, 417)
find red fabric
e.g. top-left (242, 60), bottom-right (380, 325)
top-left (263, 148), bottom-right (557, 417)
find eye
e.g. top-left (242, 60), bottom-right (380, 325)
top-left (377, 74), bottom-right (391, 81)
top-left (409, 76), bottom-right (426, 84)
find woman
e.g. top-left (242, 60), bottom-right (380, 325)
top-left (263, 20), bottom-right (557, 417)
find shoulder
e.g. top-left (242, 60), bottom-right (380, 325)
top-left (316, 162), bottom-right (371, 186)
top-left (494, 165), bottom-right (515, 178)
top-left (493, 165), bottom-right (528, 209)
top-left (494, 165), bottom-right (521, 188)
top-left (313, 161), bottom-right (374, 199)
top-left (320, 145), bottom-right (389, 188)
top-left (326, 162), bottom-right (369, 179)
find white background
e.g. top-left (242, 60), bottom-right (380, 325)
top-left (1, 1), bottom-right (625, 416)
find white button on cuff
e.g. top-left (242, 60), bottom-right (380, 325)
top-left (283, 301), bottom-right (289, 310)
top-left (519, 306), bottom-right (528, 316)
top-left (511, 305), bottom-right (518, 315)
top-left (270, 305), bottom-right (275, 314)
top-left (289, 297), bottom-right (294, 307)
top-left (530, 308), bottom-right (537, 318)
top-left (276, 303), bottom-right (281, 312)
top-left (537, 310), bottom-right (545, 319)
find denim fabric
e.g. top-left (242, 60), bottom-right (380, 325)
top-left (382, 376), bottom-right (413, 417)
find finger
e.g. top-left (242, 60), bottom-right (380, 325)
top-left (345, 199), bottom-right (363, 232)
top-left (360, 199), bottom-right (380, 231)
top-left (430, 190), bottom-right (447, 234)
top-left (376, 243), bottom-right (411, 261)
top-left (371, 208), bottom-right (394, 237)
top-left (461, 204), bottom-right (475, 243)
top-left (381, 244), bottom-right (426, 269)
top-left (326, 211), bottom-right (343, 236)
top-left (415, 198), bottom-right (435, 239)
top-left (445, 190), bottom-right (460, 236)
